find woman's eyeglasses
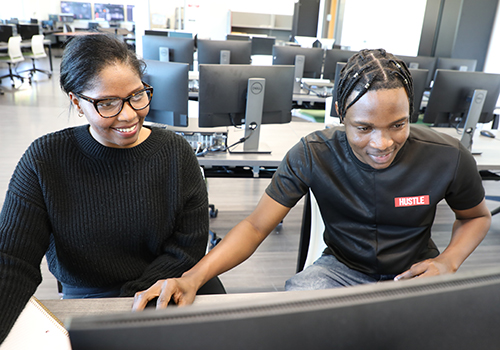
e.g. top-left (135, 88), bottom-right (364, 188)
top-left (75, 82), bottom-right (154, 118)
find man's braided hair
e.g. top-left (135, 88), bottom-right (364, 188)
top-left (336, 49), bottom-right (414, 122)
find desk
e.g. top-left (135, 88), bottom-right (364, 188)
top-left (170, 117), bottom-right (323, 176)
top-left (170, 119), bottom-right (499, 177)
top-left (41, 292), bottom-right (283, 324)
top-left (432, 127), bottom-right (500, 170)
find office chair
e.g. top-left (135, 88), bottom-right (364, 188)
top-left (19, 34), bottom-right (52, 84)
top-left (0, 35), bottom-right (24, 87)
top-left (296, 190), bottom-right (327, 273)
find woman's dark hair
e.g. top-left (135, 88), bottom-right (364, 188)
top-left (60, 34), bottom-right (146, 95)
top-left (336, 48), bottom-right (414, 122)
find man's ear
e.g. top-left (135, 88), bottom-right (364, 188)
top-left (335, 101), bottom-right (344, 123)
top-left (68, 92), bottom-right (84, 115)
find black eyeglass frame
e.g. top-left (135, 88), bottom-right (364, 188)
top-left (74, 82), bottom-right (154, 118)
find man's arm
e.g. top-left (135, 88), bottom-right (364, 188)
top-left (132, 193), bottom-right (292, 310)
top-left (395, 199), bottom-right (491, 280)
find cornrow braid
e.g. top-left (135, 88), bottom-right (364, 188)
top-left (336, 49), bottom-right (414, 122)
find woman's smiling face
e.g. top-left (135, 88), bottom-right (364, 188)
top-left (70, 62), bottom-right (151, 149)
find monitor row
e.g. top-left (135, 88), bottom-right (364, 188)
top-left (141, 35), bottom-right (478, 85)
top-left (0, 24), bottom-right (41, 42)
top-left (143, 60), bottom-right (500, 138)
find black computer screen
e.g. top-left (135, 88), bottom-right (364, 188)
top-left (251, 37), bottom-right (275, 55)
top-left (396, 54), bottom-right (437, 88)
top-left (142, 60), bottom-right (189, 127)
top-left (142, 35), bottom-right (194, 71)
top-left (423, 69), bottom-right (500, 126)
top-left (272, 45), bottom-right (324, 79)
top-left (408, 68), bottom-right (429, 123)
top-left (94, 3), bottom-right (125, 22)
top-left (68, 267), bottom-right (500, 350)
top-left (198, 64), bottom-right (294, 128)
top-left (197, 39), bottom-right (252, 65)
top-left (329, 62), bottom-right (428, 123)
top-left (0, 24), bottom-right (15, 43)
top-left (322, 48), bottom-right (357, 80)
top-left (17, 24), bottom-right (40, 40)
top-left (60, 1), bottom-right (92, 20)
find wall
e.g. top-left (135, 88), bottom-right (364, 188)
top-left (338, 0), bottom-right (427, 56)
top-left (484, 0), bottom-right (500, 73)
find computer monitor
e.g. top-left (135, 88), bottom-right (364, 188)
top-left (94, 3), bottom-right (125, 22)
top-left (422, 69), bottom-right (500, 126)
top-left (68, 267), bottom-right (500, 350)
top-left (226, 34), bottom-right (250, 41)
top-left (251, 36), bottom-right (276, 55)
top-left (197, 39), bottom-right (252, 65)
top-left (396, 54), bottom-right (437, 88)
top-left (329, 62), bottom-right (428, 123)
top-left (17, 24), bottom-right (40, 40)
top-left (0, 24), bottom-right (15, 43)
top-left (408, 68), bottom-right (429, 123)
top-left (60, 1), bottom-right (92, 20)
top-left (142, 35), bottom-right (194, 71)
top-left (272, 45), bottom-right (324, 79)
top-left (436, 57), bottom-right (477, 72)
top-left (322, 48), bottom-right (357, 80)
top-left (143, 60), bottom-right (189, 127)
top-left (198, 64), bottom-right (294, 153)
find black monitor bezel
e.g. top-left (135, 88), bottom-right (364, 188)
top-left (197, 39), bottom-right (252, 65)
top-left (322, 48), bottom-right (357, 81)
top-left (68, 267), bottom-right (500, 350)
top-left (272, 45), bottom-right (324, 79)
top-left (143, 59), bottom-right (189, 127)
top-left (422, 69), bottom-right (500, 126)
top-left (197, 64), bottom-right (295, 128)
top-left (142, 35), bottom-right (195, 71)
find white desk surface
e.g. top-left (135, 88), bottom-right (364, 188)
top-left (432, 127), bottom-right (500, 170)
top-left (172, 107), bottom-right (499, 172)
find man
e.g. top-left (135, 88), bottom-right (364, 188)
top-left (132, 48), bottom-right (491, 310)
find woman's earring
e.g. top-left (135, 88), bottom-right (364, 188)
top-left (78, 111), bottom-right (84, 118)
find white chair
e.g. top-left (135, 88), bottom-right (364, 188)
top-left (19, 34), bottom-right (52, 84)
top-left (296, 189), bottom-right (327, 272)
top-left (0, 35), bottom-right (25, 87)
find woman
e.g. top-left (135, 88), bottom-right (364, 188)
top-left (131, 48), bottom-right (490, 310)
top-left (0, 34), bottom-right (214, 343)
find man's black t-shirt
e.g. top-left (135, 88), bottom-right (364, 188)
top-left (266, 125), bottom-right (484, 275)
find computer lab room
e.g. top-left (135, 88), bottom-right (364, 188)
top-left (1, 0), bottom-right (500, 348)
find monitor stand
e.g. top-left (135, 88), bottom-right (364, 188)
top-left (220, 50), bottom-right (230, 65)
top-left (229, 77), bottom-right (271, 154)
top-left (460, 89), bottom-right (487, 154)
top-left (159, 47), bottom-right (170, 62)
top-left (293, 54), bottom-right (305, 94)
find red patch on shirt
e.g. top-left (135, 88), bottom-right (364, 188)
top-left (394, 195), bottom-right (430, 207)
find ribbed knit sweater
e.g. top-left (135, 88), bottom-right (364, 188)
top-left (0, 125), bottom-right (208, 342)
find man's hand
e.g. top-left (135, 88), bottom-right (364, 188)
top-left (394, 256), bottom-right (455, 281)
top-left (132, 277), bottom-right (198, 311)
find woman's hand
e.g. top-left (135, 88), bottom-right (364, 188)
top-left (132, 276), bottom-right (198, 311)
